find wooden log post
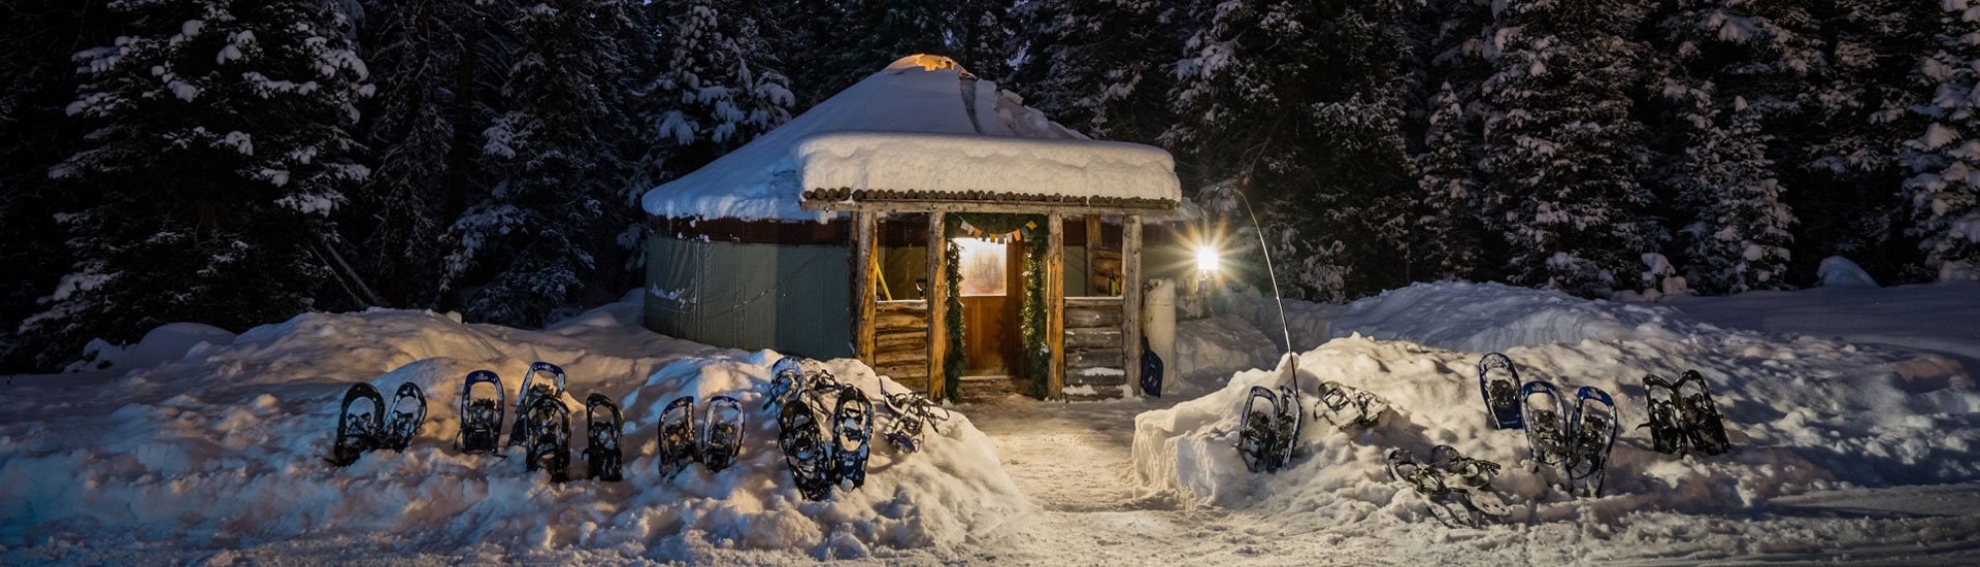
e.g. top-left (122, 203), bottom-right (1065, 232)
top-left (1047, 214), bottom-right (1066, 400)
top-left (926, 212), bottom-right (950, 401)
top-left (854, 211), bottom-right (879, 365)
top-left (1122, 215), bottom-right (1143, 397)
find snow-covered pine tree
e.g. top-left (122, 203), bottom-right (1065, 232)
top-left (447, 0), bottom-right (639, 327)
top-left (1414, 82), bottom-right (1483, 282)
top-left (1900, 0), bottom-right (1980, 281)
top-left (26, 0), bottom-right (371, 365)
top-left (1674, 95), bottom-right (1796, 294)
top-left (949, 0), bottom-right (1018, 81)
top-left (1167, 0), bottom-right (1416, 302)
top-left (646, 0), bottom-right (796, 176)
top-left (1479, 0), bottom-right (1661, 297)
top-left (1010, 0), bottom-right (1180, 142)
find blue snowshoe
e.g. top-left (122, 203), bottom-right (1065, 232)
top-left (381, 382), bottom-right (426, 451)
top-left (657, 396), bottom-right (699, 479)
top-left (1566, 386), bottom-right (1619, 497)
top-left (457, 370), bottom-right (505, 454)
top-left (509, 362), bottom-right (566, 448)
top-left (521, 395), bottom-right (571, 482)
top-left (831, 386), bottom-right (874, 489)
top-left (583, 393), bottom-right (623, 482)
top-left (330, 383), bottom-right (386, 467)
top-left (1478, 353), bottom-right (1524, 430)
top-left (1520, 381), bottom-right (1571, 472)
top-left (702, 395), bottom-right (746, 472)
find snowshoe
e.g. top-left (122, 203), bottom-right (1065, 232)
top-left (1270, 384), bottom-right (1302, 469)
top-left (521, 395), bottom-right (571, 482)
top-left (880, 388), bottom-right (951, 453)
top-left (831, 385), bottom-right (874, 489)
top-left (1478, 353), bottom-right (1524, 430)
top-left (702, 395), bottom-right (745, 472)
top-left (657, 396), bottom-right (699, 479)
top-left (1387, 446), bottom-right (1508, 527)
top-left (509, 362), bottom-right (567, 447)
top-left (1314, 380), bottom-right (1390, 430)
top-left (1566, 386), bottom-right (1619, 497)
top-left (1237, 386), bottom-right (1284, 473)
top-left (1639, 373), bottom-right (1687, 455)
top-left (1675, 370), bottom-right (1732, 456)
top-left (766, 357), bottom-right (808, 414)
top-left (330, 383), bottom-right (386, 467)
top-left (381, 382), bottom-right (426, 451)
top-left (457, 370), bottom-right (505, 454)
top-left (1140, 336), bottom-right (1164, 398)
top-left (779, 397), bottom-right (836, 501)
top-left (583, 393), bottom-right (623, 482)
top-left (1520, 380), bottom-right (1571, 471)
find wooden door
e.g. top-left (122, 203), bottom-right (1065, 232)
top-left (959, 239), bottom-right (1022, 376)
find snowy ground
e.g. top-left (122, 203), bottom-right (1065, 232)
top-left (5, 283), bottom-right (1980, 564)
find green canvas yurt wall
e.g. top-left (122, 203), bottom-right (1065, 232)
top-left (643, 236), bottom-right (852, 359)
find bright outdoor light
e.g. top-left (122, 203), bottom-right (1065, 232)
top-left (1196, 244), bottom-right (1220, 273)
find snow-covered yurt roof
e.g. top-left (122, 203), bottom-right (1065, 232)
top-left (641, 55), bottom-right (1183, 222)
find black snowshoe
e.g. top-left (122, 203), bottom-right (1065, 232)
top-left (457, 370), bottom-right (506, 454)
top-left (779, 397), bottom-right (836, 501)
top-left (1386, 445), bottom-right (1511, 526)
top-left (583, 393), bottom-right (624, 482)
top-left (880, 388), bottom-right (952, 453)
top-left (381, 382), bottom-right (426, 451)
top-left (330, 383), bottom-right (386, 467)
top-left (1566, 386), bottom-right (1619, 497)
top-left (1640, 373), bottom-right (1688, 455)
top-left (509, 362), bottom-right (567, 448)
top-left (521, 395), bottom-right (571, 482)
top-left (702, 395), bottom-right (746, 472)
top-left (1675, 370), bottom-right (1732, 455)
top-left (1521, 380), bottom-right (1571, 473)
top-left (1314, 380), bottom-right (1390, 430)
top-left (831, 385), bottom-right (874, 489)
top-left (1237, 384), bottom-right (1302, 473)
top-left (1478, 353), bottom-right (1524, 430)
top-left (765, 357), bottom-right (808, 414)
top-left (657, 396), bottom-right (699, 479)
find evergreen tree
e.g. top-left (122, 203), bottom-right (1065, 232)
top-left (1676, 99), bottom-right (1796, 293)
top-left (1167, 0), bottom-right (1416, 302)
top-left (1009, 0), bottom-right (1179, 142)
top-left (1899, 0), bottom-right (1980, 280)
top-left (26, 0), bottom-right (371, 365)
top-left (446, 0), bottom-right (639, 326)
top-left (647, 0), bottom-right (797, 177)
top-left (1413, 82), bottom-right (1482, 281)
top-left (1479, 0), bottom-right (1661, 296)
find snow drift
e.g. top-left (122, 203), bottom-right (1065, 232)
top-left (0, 296), bottom-right (1027, 562)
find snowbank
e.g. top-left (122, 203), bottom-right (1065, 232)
top-left (1167, 316), bottom-right (1279, 398)
top-left (1134, 283), bottom-right (1980, 527)
top-left (1, 299), bottom-right (1027, 562)
top-left (62, 322), bottom-right (237, 373)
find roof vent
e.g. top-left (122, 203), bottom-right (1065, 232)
top-left (886, 54), bottom-right (970, 76)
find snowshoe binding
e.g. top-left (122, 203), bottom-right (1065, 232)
top-left (1521, 381), bottom-right (1571, 473)
top-left (381, 382), bottom-right (426, 451)
top-left (583, 393), bottom-right (624, 482)
top-left (880, 388), bottom-right (951, 454)
top-left (1566, 386), bottom-right (1619, 497)
top-left (1314, 380), bottom-right (1390, 430)
top-left (330, 383), bottom-right (386, 467)
top-left (521, 395), bottom-right (571, 482)
top-left (765, 357), bottom-right (809, 414)
top-left (1386, 445), bottom-right (1509, 527)
top-left (657, 396), bottom-right (699, 479)
top-left (1640, 373), bottom-right (1687, 455)
top-left (831, 385), bottom-right (875, 489)
top-left (702, 395), bottom-right (746, 473)
top-left (509, 362), bottom-right (567, 448)
top-left (1478, 353), bottom-right (1524, 430)
top-left (456, 370), bottom-right (505, 454)
top-left (1675, 370), bottom-right (1732, 455)
top-left (779, 397), bottom-right (836, 501)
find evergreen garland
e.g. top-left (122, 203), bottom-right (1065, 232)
top-left (1020, 235), bottom-right (1048, 398)
top-left (943, 235), bottom-right (964, 401)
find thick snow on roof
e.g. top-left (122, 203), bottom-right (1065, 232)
top-left (642, 55), bottom-right (1182, 222)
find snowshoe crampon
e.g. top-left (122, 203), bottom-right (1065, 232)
top-left (456, 370), bottom-right (505, 454)
top-left (1478, 353), bottom-right (1524, 430)
top-left (702, 395), bottom-right (745, 473)
top-left (522, 395), bottom-right (571, 482)
top-left (881, 389), bottom-right (951, 454)
top-left (1640, 373), bottom-right (1687, 455)
top-left (1521, 380), bottom-right (1571, 471)
top-left (1314, 381), bottom-right (1389, 430)
top-left (832, 386), bottom-right (874, 489)
top-left (1566, 386), bottom-right (1619, 498)
top-left (381, 382), bottom-right (426, 451)
top-left (1675, 370), bottom-right (1732, 456)
top-left (657, 396), bottom-right (699, 479)
top-left (583, 393), bottom-right (624, 482)
top-left (330, 383), bottom-right (386, 467)
top-left (779, 397), bottom-right (836, 501)
top-left (509, 362), bottom-right (567, 448)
